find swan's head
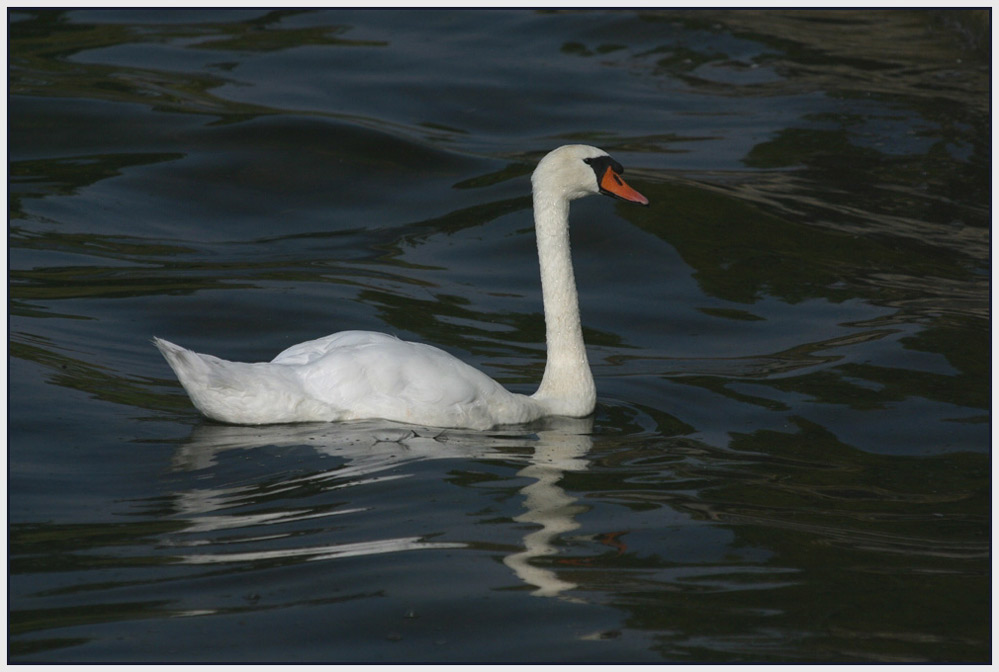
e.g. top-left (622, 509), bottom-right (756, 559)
top-left (532, 144), bottom-right (649, 206)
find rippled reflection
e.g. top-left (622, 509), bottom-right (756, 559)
top-left (501, 419), bottom-right (592, 600)
top-left (166, 417), bottom-right (596, 600)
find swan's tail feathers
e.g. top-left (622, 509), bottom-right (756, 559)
top-left (153, 337), bottom-right (214, 387)
top-left (152, 337), bottom-right (335, 425)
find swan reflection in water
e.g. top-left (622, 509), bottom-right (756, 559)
top-left (166, 416), bottom-right (593, 601)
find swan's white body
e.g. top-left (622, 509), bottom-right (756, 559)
top-left (155, 144), bottom-right (648, 429)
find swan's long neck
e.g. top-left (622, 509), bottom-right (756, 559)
top-left (530, 190), bottom-right (596, 416)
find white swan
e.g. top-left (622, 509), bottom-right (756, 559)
top-left (155, 144), bottom-right (649, 429)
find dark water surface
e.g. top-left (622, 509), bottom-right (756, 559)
top-left (8, 8), bottom-right (990, 663)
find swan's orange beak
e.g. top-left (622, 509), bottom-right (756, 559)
top-left (599, 166), bottom-right (649, 206)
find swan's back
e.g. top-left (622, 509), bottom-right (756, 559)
top-left (155, 332), bottom-right (542, 429)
